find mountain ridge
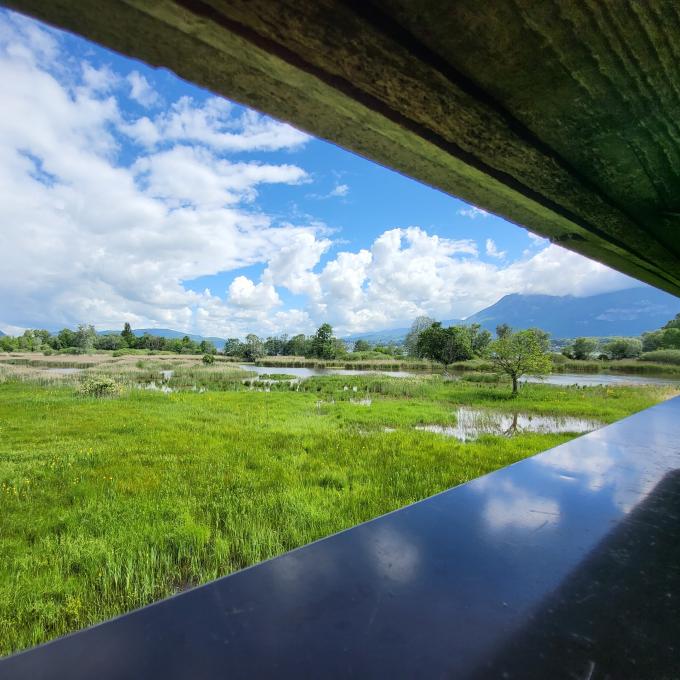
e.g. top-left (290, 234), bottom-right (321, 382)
top-left (345, 287), bottom-right (680, 343)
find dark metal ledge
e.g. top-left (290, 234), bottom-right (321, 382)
top-left (2, 397), bottom-right (680, 678)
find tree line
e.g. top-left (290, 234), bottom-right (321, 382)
top-left (559, 313), bottom-right (680, 360)
top-left (0, 323), bottom-right (218, 355)
top-left (224, 323), bottom-right (348, 361)
top-left (403, 316), bottom-right (550, 394)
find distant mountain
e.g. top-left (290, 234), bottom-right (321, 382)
top-left (346, 287), bottom-right (680, 343)
top-left (0, 330), bottom-right (4, 337)
top-left (463, 287), bottom-right (680, 338)
top-left (99, 328), bottom-right (226, 350)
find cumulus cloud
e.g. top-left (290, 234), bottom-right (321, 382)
top-left (121, 95), bottom-right (309, 152)
top-left (228, 276), bottom-right (280, 310)
top-left (279, 229), bottom-right (637, 333)
top-left (126, 70), bottom-right (159, 107)
top-left (485, 238), bottom-right (506, 259)
top-left (133, 145), bottom-right (308, 208)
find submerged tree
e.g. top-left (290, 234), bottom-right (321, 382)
top-left (489, 328), bottom-right (552, 395)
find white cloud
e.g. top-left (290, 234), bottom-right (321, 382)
top-left (262, 231), bottom-right (331, 299)
top-left (329, 183), bottom-right (348, 198)
top-left (122, 95), bottom-right (309, 152)
top-left (484, 484), bottom-right (560, 531)
top-left (133, 145), bottom-right (308, 208)
top-left (485, 238), bottom-right (506, 259)
top-left (81, 62), bottom-right (118, 93)
top-left (307, 182), bottom-right (350, 200)
top-left (228, 276), bottom-right (280, 310)
top-left (458, 205), bottom-right (489, 219)
top-left (126, 70), bottom-right (159, 107)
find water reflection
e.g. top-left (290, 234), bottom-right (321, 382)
top-left (415, 407), bottom-right (603, 441)
top-left (368, 527), bottom-right (421, 584)
top-left (480, 479), bottom-right (561, 531)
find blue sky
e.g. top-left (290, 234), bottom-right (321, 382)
top-left (0, 9), bottom-right (639, 338)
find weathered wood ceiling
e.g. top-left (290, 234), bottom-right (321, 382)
top-left (5, 0), bottom-right (680, 295)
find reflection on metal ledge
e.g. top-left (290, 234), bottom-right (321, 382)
top-left (2, 397), bottom-right (680, 678)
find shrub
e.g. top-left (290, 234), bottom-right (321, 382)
top-left (603, 338), bottom-right (642, 360)
top-left (202, 354), bottom-right (215, 365)
top-left (640, 349), bottom-right (680, 366)
top-left (77, 376), bottom-right (121, 398)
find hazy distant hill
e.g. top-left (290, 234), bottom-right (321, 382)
top-left (99, 328), bottom-right (226, 350)
top-left (346, 287), bottom-right (680, 343)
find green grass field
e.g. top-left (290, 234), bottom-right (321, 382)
top-left (0, 361), bottom-right (676, 656)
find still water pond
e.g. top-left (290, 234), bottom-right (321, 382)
top-left (240, 365), bottom-right (416, 378)
top-left (242, 365), bottom-right (680, 387)
top-left (415, 407), bottom-right (604, 442)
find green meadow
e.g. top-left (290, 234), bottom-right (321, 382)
top-left (0, 355), bottom-right (676, 655)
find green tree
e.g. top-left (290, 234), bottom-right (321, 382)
top-left (468, 323), bottom-right (492, 356)
top-left (489, 328), bottom-right (552, 395)
top-left (565, 337), bottom-right (597, 360)
top-left (17, 330), bottom-right (40, 352)
top-left (94, 334), bottom-right (127, 350)
top-left (603, 338), bottom-right (642, 360)
top-left (263, 336), bottom-right (287, 356)
top-left (662, 328), bottom-right (680, 349)
top-left (332, 338), bottom-right (348, 358)
top-left (56, 328), bottom-right (77, 349)
top-left (311, 323), bottom-right (335, 359)
top-left (284, 334), bottom-right (311, 357)
top-left (642, 330), bottom-right (665, 352)
top-left (75, 324), bottom-right (97, 352)
top-left (416, 323), bottom-right (474, 367)
top-left (353, 339), bottom-right (371, 352)
top-left (223, 338), bottom-right (244, 356)
top-left (243, 334), bottom-right (264, 361)
top-left (404, 316), bottom-right (435, 357)
top-left (199, 340), bottom-right (216, 355)
top-left (663, 313), bottom-right (680, 330)
top-left (121, 322), bottom-right (135, 347)
top-left (496, 323), bottom-right (512, 339)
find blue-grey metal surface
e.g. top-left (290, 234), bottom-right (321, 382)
top-left (2, 397), bottom-right (680, 679)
